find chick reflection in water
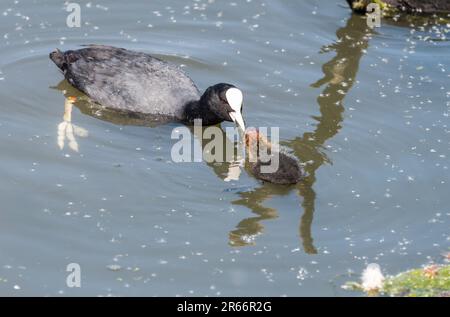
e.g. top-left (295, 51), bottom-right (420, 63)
top-left (229, 14), bottom-right (372, 252)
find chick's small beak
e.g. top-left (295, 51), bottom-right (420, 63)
top-left (230, 111), bottom-right (246, 131)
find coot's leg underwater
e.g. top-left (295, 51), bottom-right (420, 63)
top-left (57, 96), bottom-right (88, 152)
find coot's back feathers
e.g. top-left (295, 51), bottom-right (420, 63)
top-left (50, 45), bottom-right (200, 119)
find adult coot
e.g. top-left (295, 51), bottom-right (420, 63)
top-left (50, 45), bottom-right (245, 130)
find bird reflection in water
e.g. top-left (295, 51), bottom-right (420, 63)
top-left (51, 14), bottom-right (372, 253)
top-left (228, 14), bottom-right (372, 253)
top-left (52, 74), bottom-right (187, 152)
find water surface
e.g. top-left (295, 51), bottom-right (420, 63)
top-left (0, 0), bottom-right (449, 296)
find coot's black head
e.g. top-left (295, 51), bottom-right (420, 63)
top-left (200, 83), bottom-right (245, 131)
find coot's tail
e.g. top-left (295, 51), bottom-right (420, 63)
top-left (49, 49), bottom-right (66, 71)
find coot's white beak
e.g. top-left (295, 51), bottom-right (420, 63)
top-left (226, 88), bottom-right (246, 131)
top-left (229, 111), bottom-right (246, 132)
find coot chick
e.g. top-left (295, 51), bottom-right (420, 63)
top-left (50, 45), bottom-right (245, 130)
top-left (245, 128), bottom-right (303, 185)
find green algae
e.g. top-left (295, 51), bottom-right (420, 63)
top-left (343, 264), bottom-right (450, 297)
top-left (383, 265), bottom-right (450, 297)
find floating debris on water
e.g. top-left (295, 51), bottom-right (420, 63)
top-left (106, 264), bottom-right (122, 272)
top-left (361, 263), bottom-right (385, 293)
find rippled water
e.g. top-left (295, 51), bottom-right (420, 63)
top-left (0, 0), bottom-right (449, 296)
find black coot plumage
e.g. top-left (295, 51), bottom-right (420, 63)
top-left (50, 45), bottom-right (245, 130)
